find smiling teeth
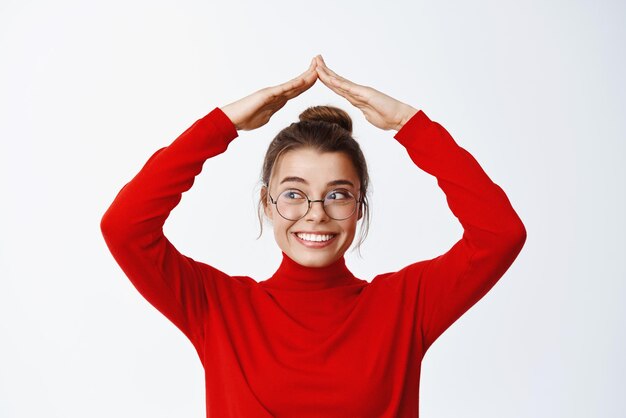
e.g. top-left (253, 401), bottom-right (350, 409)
top-left (296, 233), bottom-right (336, 242)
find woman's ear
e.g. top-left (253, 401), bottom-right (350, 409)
top-left (261, 186), bottom-right (273, 220)
top-left (356, 198), bottom-right (364, 221)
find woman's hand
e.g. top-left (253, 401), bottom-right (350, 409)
top-left (220, 58), bottom-right (319, 131)
top-left (314, 55), bottom-right (418, 131)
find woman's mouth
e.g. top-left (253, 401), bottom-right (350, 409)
top-left (292, 232), bottom-right (338, 248)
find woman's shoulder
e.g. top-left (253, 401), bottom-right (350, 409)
top-left (369, 259), bottom-right (430, 290)
top-left (193, 260), bottom-right (260, 288)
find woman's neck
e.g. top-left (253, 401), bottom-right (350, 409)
top-left (262, 251), bottom-right (359, 291)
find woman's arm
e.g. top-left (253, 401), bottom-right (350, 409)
top-left (315, 55), bottom-right (527, 353)
top-left (100, 58), bottom-right (320, 355)
top-left (100, 107), bottom-right (238, 356)
top-left (393, 109), bottom-right (527, 353)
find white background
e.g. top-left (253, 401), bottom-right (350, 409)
top-left (1, 0), bottom-right (624, 417)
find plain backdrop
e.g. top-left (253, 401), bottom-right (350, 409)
top-left (1, 0), bottom-right (624, 417)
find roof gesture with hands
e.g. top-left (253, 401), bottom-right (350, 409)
top-left (220, 54), bottom-right (418, 132)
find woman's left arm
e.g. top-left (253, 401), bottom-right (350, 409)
top-left (314, 55), bottom-right (527, 352)
top-left (393, 109), bottom-right (527, 352)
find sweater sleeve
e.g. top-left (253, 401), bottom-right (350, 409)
top-left (393, 110), bottom-right (527, 353)
top-left (99, 107), bottom-right (239, 356)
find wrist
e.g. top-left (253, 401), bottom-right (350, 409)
top-left (219, 105), bottom-right (241, 131)
top-left (396, 106), bottom-right (419, 131)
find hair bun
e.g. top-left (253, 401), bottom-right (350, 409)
top-left (298, 105), bottom-right (352, 135)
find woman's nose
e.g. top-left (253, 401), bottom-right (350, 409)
top-left (305, 200), bottom-right (330, 222)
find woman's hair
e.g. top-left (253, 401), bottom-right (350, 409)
top-left (255, 105), bottom-right (371, 257)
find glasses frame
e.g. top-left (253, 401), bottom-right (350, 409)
top-left (266, 186), bottom-right (362, 221)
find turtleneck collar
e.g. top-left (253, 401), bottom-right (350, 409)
top-left (261, 251), bottom-right (360, 291)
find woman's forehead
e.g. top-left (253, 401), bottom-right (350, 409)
top-left (273, 149), bottom-right (358, 186)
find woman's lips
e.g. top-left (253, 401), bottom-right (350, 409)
top-left (292, 232), bottom-right (338, 248)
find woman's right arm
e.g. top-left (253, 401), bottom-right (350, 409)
top-left (100, 107), bottom-right (239, 356)
top-left (100, 57), bottom-right (320, 356)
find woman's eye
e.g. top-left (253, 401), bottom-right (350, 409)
top-left (281, 190), bottom-right (304, 200)
top-left (327, 190), bottom-right (351, 200)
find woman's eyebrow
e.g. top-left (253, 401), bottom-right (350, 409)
top-left (279, 176), bottom-right (355, 187)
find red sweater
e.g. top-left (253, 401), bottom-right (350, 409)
top-left (100, 106), bottom-right (526, 417)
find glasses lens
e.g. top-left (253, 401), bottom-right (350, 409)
top-left (276, 189), bottom-right (308, 220)
top-left (324, 189), bottom-right (357, 220)
top-left (276, 189), bottom-right (357, 220)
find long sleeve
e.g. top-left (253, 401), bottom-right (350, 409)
top-left (393, 110), bottom-right (527, 353)
top-left (100, 107), bottom-right (239, 356)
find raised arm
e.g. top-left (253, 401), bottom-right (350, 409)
top-left (100, 58), bottom-right (320, 355)
top-left (393, 110), bottom-right (526, 352)
top-left (100, 107), bottom-right (239, 355)
top-left (314, 55), bottom-right (527, 353)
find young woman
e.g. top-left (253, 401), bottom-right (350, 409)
top-left (101, 55), bottom-right (527, 417)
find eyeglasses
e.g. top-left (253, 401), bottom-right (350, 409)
top-left (267, 187), bottom-right (362, 221)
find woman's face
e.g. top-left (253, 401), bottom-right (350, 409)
top-left (262, 148), bottom-right (363, 268)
